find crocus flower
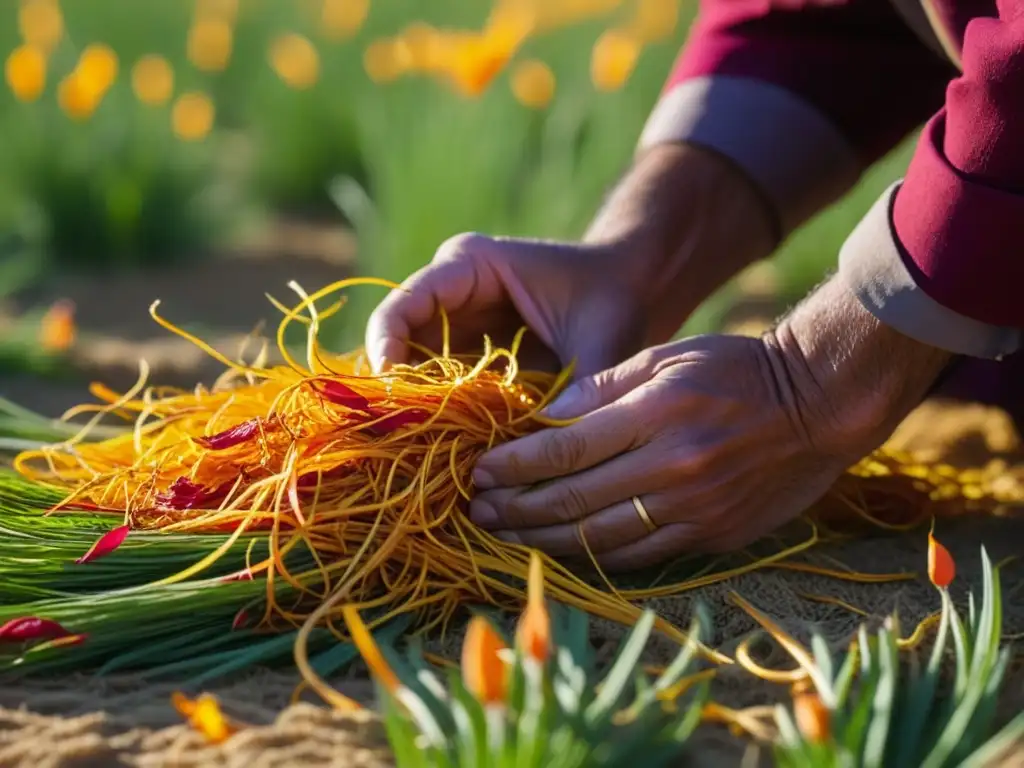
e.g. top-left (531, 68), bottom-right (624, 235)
top-left (515, 551), bottom-right (551, 663)
top-left (928, 523), bottom-right (956, 588)
top-left (793, 689), bottom-right (831, 743)
top-left (462, 616), bottom-right (510, 705)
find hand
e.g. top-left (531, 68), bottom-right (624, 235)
top-left (468, 276), bottom-right (953, 571)
top-left (364, 234), bottom-right (648, 378)
top-left (365, 144), bottom-right (778, 377)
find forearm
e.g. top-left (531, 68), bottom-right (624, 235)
top-left (582, 142), bottom-right (777, 340)
top-left (766, 274), bottom-right (953, 457)
top-left (837, 10), bottom-right (1024, 358)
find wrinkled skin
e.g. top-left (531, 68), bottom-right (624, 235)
top-left (365, 146), bottom-right (952, 571)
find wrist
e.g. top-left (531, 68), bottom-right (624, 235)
top-left (763, 275), bottom-right (953, 458)
top-left (584, 143), bottom-right (777, 332)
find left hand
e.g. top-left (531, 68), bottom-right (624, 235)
top-left (468, 277), bottom-right (952, 572)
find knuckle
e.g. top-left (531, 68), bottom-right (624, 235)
top-left (549, 483), bottom-right (589, 524)
top-left (434, 231), bottom-right (489, 263)
top-left (541, 430), bottom-right (587, 472)
top-left (572, 375), bottom-right (603, 408)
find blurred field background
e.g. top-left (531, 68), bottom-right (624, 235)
top-left (0, 0), bottom-right (916, 407)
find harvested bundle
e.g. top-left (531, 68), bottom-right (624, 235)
top-left (4, 278), bottom-right (1021, 690)
top-left (7, 278), bottom-right (767, 686)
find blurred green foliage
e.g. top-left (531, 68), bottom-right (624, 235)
top-left (0, 0), bottom-right (914, 339)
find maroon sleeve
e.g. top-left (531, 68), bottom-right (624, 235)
top-left (638, 0), bottom-right (953, 238)
top-left (669, 0), bottom-right (953, 165)
top-left (891, 3), bottom-right (1024, 328)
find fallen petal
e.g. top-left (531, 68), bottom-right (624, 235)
top-left (315, 380), bottom-right (370, 411)
top-left (194, 418), bottom-right (264, 450)
top-left (365, 408), bottom-right (430, 435)
top-left (75, 525), bottom-right (130, 564)
top-left (231, 609), bottom-right (250, 630)
top-left (172, 692), bottom-right (236, 744)
top-left (155, 477), bottom-right (234, 511)
top-left (0, 617), bottom-right (73, 643)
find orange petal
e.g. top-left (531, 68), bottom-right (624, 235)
top-left (172, 692), bottom-right (235, 744)
top-left (342, 605), bottom-right (402, 695)
top-left (515, 551), bottom-right (551, 663)
top-left (448, 38), bottom-right (508, 97)
top-left (928, 527), bottom-right (956, 588)
top-left (39, 299), bottom-right (76, 352)
top-left (462, 616), bottom-right (509, 704)
top-left (590, 28), bottom-right (640, 91)
top-left (793, 690), bottom-right (830, 743)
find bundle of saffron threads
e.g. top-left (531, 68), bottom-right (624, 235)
top-left (10, 278), bottom-right (1019, 687)
top-left (12, 278), bottom-right (777, 681)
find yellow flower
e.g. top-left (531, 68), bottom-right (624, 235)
top-left (515, 551), bottom-right (552, 663)
top-left (77, 44), bottom-right (119, 96)
top-left (18, 0), bottom-right (63, 53)
top-left (269, 33), bottom-right (320, 90)
top-left (39, 299), bottom-right (76, 352)
top-left (58, 73), bottom-right (101, 121)
top-left (484, 0), bottom-right (536, 55)
top-left (195, 0), bottom-right (238, 23)
top-left (188, 18), bottom-right (233, 72)
top-left (627, 0), bottom-right (679, 43)
top-left (363, 39), bottom-right (408, 83)
top-left (448, 37), bottom-right (509, 98)
top-left (462, 616), bottom-right (510, 705)
top-left (342, 605), bottom-right (402, 695)
top-left (5, 45), bottom-right (46, 102)
top-left (531, 0), bottom-right (623, 34)
top-left (322, 0), bottom-right (368, 40)
top-left (132, 55), bottom-right (174, 106)
top-left (396, 23), bottom-right (445, 73)
top-left (172, 91), bottom-right (215, 141)
top-left (171, 692), bottom-right (236, 744)
top-left (591, 28), bottom-right (640, 91)
top-left (510, 59), bottom-right (555, 109)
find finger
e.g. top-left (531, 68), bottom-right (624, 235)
top-left (364, 263), bottom-right (468, 371)
top-left (473, 395), bottom-right (649, 489)
top-left (543, 346), bottom-right (671, 420)
top-left (470, 447), bottom-right (674, 530)
top-left (491, 497), bottom-right (654, 558)
top-left (364, 234), bottom-right (500, 372)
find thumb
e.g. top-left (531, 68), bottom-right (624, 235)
top-left (543, 345), bottom-right (661, 420)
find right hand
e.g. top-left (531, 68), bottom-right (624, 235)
top-left (364, 233), bottom-right (650, 378)
top-left (365, 144), bottom-right (779, 378)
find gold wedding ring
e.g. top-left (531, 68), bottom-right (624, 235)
top-left (632, 496), bottom-right (657, 534)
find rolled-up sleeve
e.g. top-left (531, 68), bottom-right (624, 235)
top-left (838, 5), bottom-right (1024, 359)
top-left (638, 0), bottom-right (951, 238)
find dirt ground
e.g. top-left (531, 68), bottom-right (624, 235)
top-left (2, 237), bottom-right (1024, 767)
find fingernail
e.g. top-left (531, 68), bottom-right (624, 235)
top-left (542, 385), bottom-right (579, 419)
top-left (473, 469), bottom-right (496, 490)
top-left (469, 500), bottom-right (500, 529)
